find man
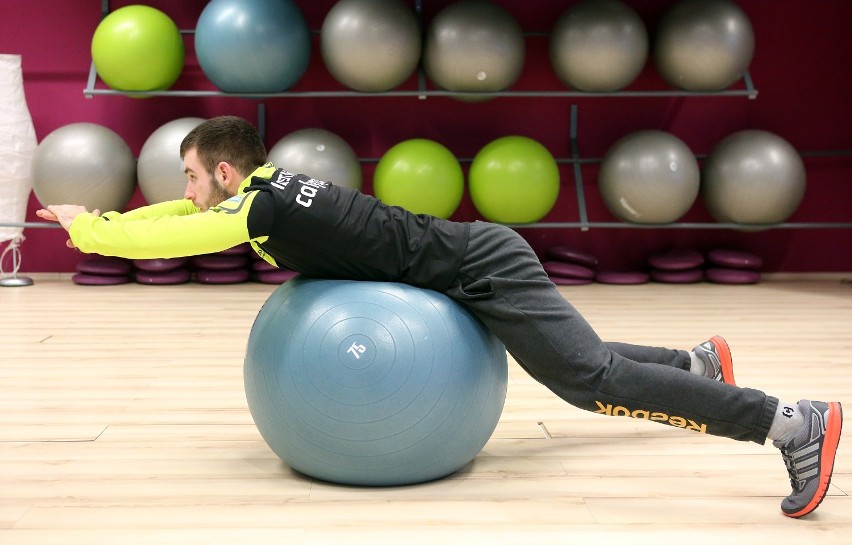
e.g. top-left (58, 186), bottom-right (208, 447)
top-left (38, 116), bottom-right (842, 518)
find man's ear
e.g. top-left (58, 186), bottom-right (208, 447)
top-left (218, 161), bottom-right (242, 192)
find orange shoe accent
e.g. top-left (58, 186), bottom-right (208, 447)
top-left (709, 335), bottom-right (736, 386)
top-left (784, 401), bottom-right (843, 518)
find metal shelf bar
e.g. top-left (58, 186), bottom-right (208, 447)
top-left (510, 222), bottom-right (852, 230)
top-left (84, 86), bottom-right (762, 100)
top-left (0, 222), bottom-right (65, 229)
top-left (568, 104), bottom-right (590, 231)
top-left (5, 221), bottom-right (852, 230)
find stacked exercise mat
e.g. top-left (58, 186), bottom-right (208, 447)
top-left (542, 246), bottom-right (763, 286)
top-left (73, 245), bottom-right (760, 287)
top-left (72, 244), bottom-right (298, 286)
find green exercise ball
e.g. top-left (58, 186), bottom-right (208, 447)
top-left (373, 139), bottom-right (464, 219)
top-left (91, 5), bottom-right (185, 92)
top-left (469, 136), bottom-right (560, 224)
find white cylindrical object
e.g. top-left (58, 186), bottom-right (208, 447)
top-left (0, 54), bottom-right (37, 243)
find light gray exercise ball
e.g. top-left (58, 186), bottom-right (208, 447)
top-left (598, 130), bottom-right (700, 223)
top-left (550, 0), bottom-right (648, 92)
top-left (654, 0), bottom-right (754, 91)
top-left (268, 128), bottom-right (362, 191)
top-left (702, 130), bottom-right (806, 225)
top-left (137, 117), bottom-right (205, 204)
top-left (423, 0), bottom-right (525, 94)
top-left (321, 0), bottom-right (421, 92)
top-left (32, 122), bottom-right (136, 213)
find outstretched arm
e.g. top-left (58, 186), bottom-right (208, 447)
top-left (37, 195), bottom-right (259, 259)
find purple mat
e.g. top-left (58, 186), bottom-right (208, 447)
top-left (650, 268), bottom-right (704, 284)
top-left (218, 243), bottom-right (251, 256)
top-left (135, 269), bottom-right (191, 285)
top-left (549, 275), bottom-right (594, 286)
top-left (254, 269), bottom-right (299, 284)
top-left (195, 268), bottom-right (250, 284)
top-left (542, 261), bottom-right (595, 279)
top-left (546, 246), bottom-right (598, 267)
top-left (647, 249), bottom-right (704, 271)
top-left (251, 259), bottom-right (278, 272)
top-left (72, 273), bottom-right (131, 286)
top-left (76, 256), bottom-right (132, 276)
top-left (708, 249), bottom-right (763, 270)
top-left (595, 271), bottom-right (650, 285)
top-left (192, 254), bottom-right (249, 271)
top-left (706, 267), bottom-right (761, 285)
top-left (133, 257), bottom-right (189, 272)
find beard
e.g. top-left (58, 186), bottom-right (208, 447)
top-left (203, 179), bottom-right (232, 211)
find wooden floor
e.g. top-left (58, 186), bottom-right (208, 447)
top-left (1, 274), bottom-right (850, 544)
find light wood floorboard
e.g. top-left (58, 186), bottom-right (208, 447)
top-left (1, 275), bottom-right (850, 543)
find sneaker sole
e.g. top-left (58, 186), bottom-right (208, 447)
top-left (783, 401), bottom-right (843, 518)
top-left (709, 336), bottom-right (736, 386)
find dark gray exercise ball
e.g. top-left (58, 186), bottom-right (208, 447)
top-left (321, 0), bottom-right (421, 92)
top-left (550, 0), bottom-right (648, 92)
top-left (702, 130), bottom-right (806, 225)
top-left (598, 130), bottom-right (700, 223)
top-left (654, 0), bottom-right (754, 91)
top-left (268, 128), bottom-right (362, 191)
top-left (32, 123), bottom-right (136, 213)
top-left (138, 117), bottom-right (205, 204)
top-left (423, 0), bottom-right (525, 94)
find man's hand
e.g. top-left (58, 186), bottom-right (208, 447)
top-left (36, 206), bottom-right (100, 249)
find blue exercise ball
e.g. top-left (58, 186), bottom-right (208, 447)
top-left (244, 277), bottom-right (508, 486)
top-left (195, 0), bottom-right (311, 93)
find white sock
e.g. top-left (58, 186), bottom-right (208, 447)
top-left (688, 351), bottom-right (706, 376)
top-left (767, 401), bottom-right (805, 445)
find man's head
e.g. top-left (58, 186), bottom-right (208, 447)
top-left (179, 116), bottom-right (268, 210)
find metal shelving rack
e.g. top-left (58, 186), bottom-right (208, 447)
top-left (49, 2), bottom-right (850, 234)
top-left (5, 1), bottom-right (848, 289)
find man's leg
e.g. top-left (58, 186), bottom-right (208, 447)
top-left (445, 222), bottom-right (841, 516)
top-left (445, 223), bottom-right (773, 442)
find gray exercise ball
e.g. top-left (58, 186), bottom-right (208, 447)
top-left (268, 128), bottom-right (362, 191)
top-left (654, 0), bottom-right (754, 91)
top-left (599, 130), bottom-right (700, 223)
top-left (550, 0), bottom-right (648, 92)
top-left (321, 0), bottom-right (421, 92)
top-left (32, 122), bottom-right (136, 213)
top-left (423, 0), bottom-right (525, 94)
top-left (138, 117), bottom-right (205, 204)
top-left (702, 130), bottom-right (806, 225)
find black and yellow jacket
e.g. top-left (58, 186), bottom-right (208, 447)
top-left (69, 164), bottom-right (469, 291)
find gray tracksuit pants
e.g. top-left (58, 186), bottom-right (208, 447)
top-left (444, 222), bottom-right (778, 444)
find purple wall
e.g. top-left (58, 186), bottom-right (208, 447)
top-left (2, 0), bottom-right (851, 273)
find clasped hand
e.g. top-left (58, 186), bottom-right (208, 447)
top-left (36, 205), bottom-right (100, 249)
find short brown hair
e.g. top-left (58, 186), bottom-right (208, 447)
top-left (180, 116), bottom-right (267, 178)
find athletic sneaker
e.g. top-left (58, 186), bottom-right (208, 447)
top-left (693, 336), bottom-right (736, 385)
top-left (773, 400), bottom-right (843, 518)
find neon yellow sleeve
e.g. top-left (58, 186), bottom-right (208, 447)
top-left (68, 192), bottom-right (260, 259)
top-left (100, 199), bottom-right (199, 222)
